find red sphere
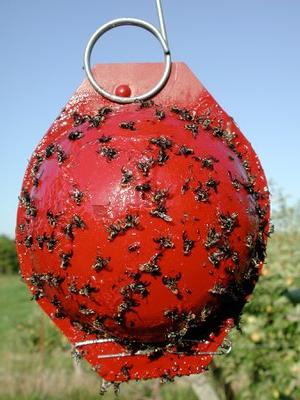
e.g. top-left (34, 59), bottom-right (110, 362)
top-left (16, 104), bottom-right (269, 344)
top-left (115, 84), bottom-right (132, 98)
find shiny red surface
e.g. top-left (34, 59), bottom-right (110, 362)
top-left (114, 84), bottom-right (132, 97)
top-left (16, 63), bottom-right (270, 382)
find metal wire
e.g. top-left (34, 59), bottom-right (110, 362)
top-left (83, 0), bottom-right (172, 104)
top-left (74, 338), bottom-right (232, 359)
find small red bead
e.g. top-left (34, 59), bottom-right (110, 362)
top-left (115, 84), bottom-right (132, 98)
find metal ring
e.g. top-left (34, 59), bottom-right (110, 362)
top-left (84, 18), bottom-right (172, 104)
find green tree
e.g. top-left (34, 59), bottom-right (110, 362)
top-left (0, 235), bottom-right (19, 274)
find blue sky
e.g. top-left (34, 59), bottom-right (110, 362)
top-left (1, 0), bottom-right (300, 237)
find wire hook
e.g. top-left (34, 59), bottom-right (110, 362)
top-left (83, 0), bottom-right (172, 104)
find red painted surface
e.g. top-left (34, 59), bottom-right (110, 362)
top-left (16, 63), bottom-right (270, 382)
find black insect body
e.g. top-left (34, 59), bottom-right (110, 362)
top-left (31, 154), bottom-right (43, 183)
top-left (185, 123), bottom-right (199, 137)
top-left (79, 304), bottom-right (95, 316)
top-left (71, 188), bottom-right (84, 205)
top-left (19, 190), bottom-right (37, 217)
top-left (64, 223), bottom-right (74, 240)
top-left (139, 253), bottom-right (162, 276)
top-left (72, 112), bottom-right (87, 127)
top-left (47, 235), bottom-right (57, 252)
top-left (30, 273), bottom-right (44, 288)
top-left (208, 250), bottom-right (225, 267)
top-left (150, 204), bottom-right (172, 222)
top-left (116, 297), bottom-right (139, 325)
top-left (121, 280), bottom-right (150, 299)
top-left (137, 157), bottom-right (155, 177)
top-left (242, 180), bottom-right (256, 195)
top-left (150, 136), bottom-right (172, 150)
top-left (89, 114), bottom-right (105, 128)
top-left (51, 296), bottom-right (66, 319)
top-left (44, 273), bottom-right (64, 288)
top-left (212, 126), bottom-right (226, 138)
top-left (152, 189), bottom-right (169, 204)
top-left (68, 280), bottom-right (79, 294)
top-left (201, 157), bottom-right (218, 170)
top-left (31, 289), bottom-right (44, 301)
top-left (206, 178), bottom-right (220, 193)
top-left (157, 148), bottom-right (169, 165)
top-left (73, 107), bottom-right (112, 128)
top-left (171, 106), bottom-right (194, 121)
top-left (123, 214), bottom-right (140, 230)
top-left (98, 135), bottom-right (112, 143)
top-left (150, 189), bottom-right (173, 222)
top-left (228, 171), bottom-right (241, 192)
top-left (135, 182), bottom-right (151, 193)
top-left (107, 222), bottom-right (122, 241)
top-left (231, 251), bottom-right (240, 265)
top-left (162, 273), bottom-right (182, 296)
top-left (164, 308), bottom-right (180, 321)
top-left (153, 236), bottom-right (174, 250)
top-left (121, 364), bottom-right (133, 380)
top-left (71, 348), bottom-right (84, 364)
top-left (73, 215), bottom-right (86, 229)
top-left (128, 242), bottom-right (141, 252)
top-left (150, 136), bottom-right (173, 166)
top-left (60, 251), bottom-right (73, 269)
top-left (160, 373), bottom-right (175, 384)
top-left (155, 109), bottom-right (166, 120)
top-left (99, 146), bottom-right (118, 161)
top-left (201, 118), bottom-right (212, 130)
top-left (45, 143), bottom-right (56, 158)
top-left (255, 205), bottom-right (267, 220)
top-left (199, 305), bottom-right (213, 323)
top-left (68, 130), bottom-right (83, 141)
top-left (121, 168), bottom-right (133, 185)
top-left (79, 284), bottom-right (98, 297)
top-left (119, 121), bottom-right (136, 130)
top-left (93, 316), bottom-right (106, 332)
top-left (47, 210), bottom-right (59, 227)
top-left (209, 283), bottom-right (228, 296)
top-left (219, 212), bottom-right (239, 234)
top-left (24, 235), bottom-right (33, 248)
top-left (92, 107), bottom-right (112, 127)
top-left (31, 162), bottom-right (41, 178)
top-left (194, 182), bottom-right (210, 203)
top-left (93, 255), bottom-right (111, 272)
top-left (18, 223), bottom-right (25, 232)
top-left (148, 348), bottom-right (164, 361)
top-left (36, 233), bottom-right (48, 249)
top-left (98, 106), bottom-right (113, 117)
top-left (32, 175), bottom-right (39, 187)
top-left (137, 99), bottom-right (154, 109)
top-left (181, 178), bottom-right (191, 194)
top-left (246, 234), bottom-right (254, 249)
top-left (182, 232), bottom-right (195, 255)
top-left (177, 145), bottom-right (194, 156)
top-left (56, 146), bottom-right (67, 164)
top-left (205, 228), bottom-right (222, 249)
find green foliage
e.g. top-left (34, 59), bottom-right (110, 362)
top-left (0, 235), bottom-right (19, 274)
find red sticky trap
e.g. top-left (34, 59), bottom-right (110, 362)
top-left (16, 63), bottom-right (270, 382)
